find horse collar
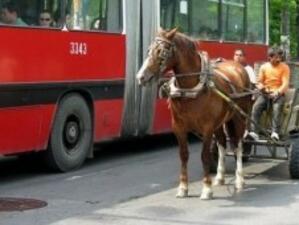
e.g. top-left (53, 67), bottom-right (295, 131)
top-left (163, 76), bottom-right (207, 99)
top-left (160, 51), bottom-right (211, 99)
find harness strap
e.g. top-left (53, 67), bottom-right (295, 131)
top-left (168, 77), bottom-right (205, 98)
top-left (229, 89), bottom-right (259, 99)
top-left (164, 51), bottom-right (209, 98)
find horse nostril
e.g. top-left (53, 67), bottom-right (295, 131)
top-left (137, 76), bottom-right (145, 85)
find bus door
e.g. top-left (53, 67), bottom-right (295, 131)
top-left (121, 0), bottom-right (160, 137)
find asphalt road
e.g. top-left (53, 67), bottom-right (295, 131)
top-left (0, 135), bottom-right (298, 225)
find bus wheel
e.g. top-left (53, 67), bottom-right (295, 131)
top-left (45, 94), bottom-right (92, 172)
top-left (290, 138), bottom-right (299, 179)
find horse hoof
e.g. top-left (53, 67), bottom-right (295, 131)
top-left (200, 191), bottom-right (213, 200)
top-left (176, 188), bottom-right (188, 198)
top-left (214, 179), bottom-right (225, 186)
top-left (235, 182), bottom-right (245, 192)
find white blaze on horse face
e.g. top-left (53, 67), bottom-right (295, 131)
top-left (235, 141), bottom-right (245, 190)
top-left (136, 57), bottom-right (154, 85)
top-left (214, 144), bottom-right (226, 186)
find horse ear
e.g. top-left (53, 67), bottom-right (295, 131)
top-left (166, 27), bottom-right (178, 40)
top-left (158, 27), bottom-right (164, 33)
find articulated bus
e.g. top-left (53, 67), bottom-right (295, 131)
top-left (0, 0), bottom-right (268, 171)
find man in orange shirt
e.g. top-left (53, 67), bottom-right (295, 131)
top-left (249, 47), bottom-right (290, 140)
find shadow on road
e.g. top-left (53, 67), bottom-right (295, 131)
top-left (0, 134), bottom-right (182, 179)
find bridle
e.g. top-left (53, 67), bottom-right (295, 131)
top-left (148, 37), bottom-right (176, 74)
top-left (148, 37), bottom-right (204, 79)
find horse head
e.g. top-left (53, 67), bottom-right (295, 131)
top-left (137, 28), bottom-right (178, 86)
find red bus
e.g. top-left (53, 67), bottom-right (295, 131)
top-left (0, 0), bottom-right (268, 171)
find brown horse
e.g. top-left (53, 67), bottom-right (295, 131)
top-left (137, 28), bottom-right (252, 199)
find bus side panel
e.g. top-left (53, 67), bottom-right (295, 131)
top-left (37, 104), bottom-right (57, 151)
top-left (0, 28), bottom-right (126, 155)
top-left (198, 41), bottom-right (268, 65)
top-left (0, 105), bottom-right (55, 155)
top-left (152, 99), bottom-right (172, 134)
top-left (94, 99), bottom-right (124, 141)
top-left (0, 106), bottom-right (41, 154)
top-left (0, 28), bottom-right (126, 82)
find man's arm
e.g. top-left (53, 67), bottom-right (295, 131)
top-left (278, 65), bottom-right (290, 95)
top-left (256, 65), bottom-right (265, 91)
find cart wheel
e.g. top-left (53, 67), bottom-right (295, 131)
top-left (289, 138), bottom-right (299, 179)
top-left (210, 140), bottom-right (218, 173)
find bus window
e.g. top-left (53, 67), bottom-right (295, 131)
top-left (66, 0), bottom-right (123, 33)
top-left (0, 0), bottom-right (63, 28)
top-left (190, 0), bottom-right (220, 40)
top-left (247, 0), bottom-right (266, 43)
top-left (160, 0), bottom-right (220, 39)
top-left (160, 0), bottom-right (189, 33)
top-left (222, 0), bottom-right (245, 42)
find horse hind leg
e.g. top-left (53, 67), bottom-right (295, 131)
top-left (226, 119), bottom-right (245, 191)
top-left (175, 132), bottom-right (189, 198)
top-left (214, 127), bottom-right (227, 186)
top-left (200, 135), bottom-right (213, 200)
top-left (235, 141), bottom-right (245, 191)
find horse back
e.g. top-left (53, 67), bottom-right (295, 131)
top-left (213, 60), bottom-right (251, 92)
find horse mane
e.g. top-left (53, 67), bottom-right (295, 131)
top-left (172, 32), bottom-right (197, 53)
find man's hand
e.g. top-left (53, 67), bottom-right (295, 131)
top-left (256, 83), bottom-right (264, 91)
top-left (269, 91), bottom-right (281, 101)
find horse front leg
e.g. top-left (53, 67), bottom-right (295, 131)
top-left (214, 127), bottom-right (227, 186)
top-left (200, 136), bottom-right (213, 200)
top-left (235, 141), bottom-right (245, 191)
top-left (175, 132), bottom-right (189, 198)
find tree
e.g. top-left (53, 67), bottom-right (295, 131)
top-left (296, 0), bottom-right (299, 58)
top-left (269, 0), bottom-right (298, 59)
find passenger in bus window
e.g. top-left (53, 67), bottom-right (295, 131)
top-left (233, 49), bottom-right (256, 85)
top-left (198, 26), bottom-right (211, 39)
top-left (38, 10), bottom-right (54, 27)
top-left (90, 18), bottom-right (102, 30)
top-left (248, 47), bottom-right (290, 141)
top-left (0, 2), bottom-right (27, 26)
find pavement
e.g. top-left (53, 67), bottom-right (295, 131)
top-left (47, 160), bottom-right (299, 225)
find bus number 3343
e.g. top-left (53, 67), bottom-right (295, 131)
top-left (70, 42), bottom-right (88, 55)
